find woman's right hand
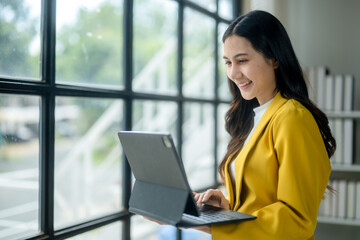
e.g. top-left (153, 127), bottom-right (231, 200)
top-left (193, 189), bottom-right (230, 210)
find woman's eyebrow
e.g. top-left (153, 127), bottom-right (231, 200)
top-left (223, 53), bottom-right (249, 59)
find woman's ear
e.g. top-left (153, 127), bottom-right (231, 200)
top-left (273, 58), bottom-right (279, 69)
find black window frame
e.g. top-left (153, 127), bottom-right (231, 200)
top-left (0, 0), bottom-right (240, 239)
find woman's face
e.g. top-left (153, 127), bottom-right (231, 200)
top-left (223, 35), bottom-right (278, 105)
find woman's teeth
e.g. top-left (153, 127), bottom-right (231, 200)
top-left (239, 81), bottom-right (251, 87)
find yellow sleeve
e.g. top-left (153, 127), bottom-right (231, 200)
top-left (211, 106), bottom-right (331, 240)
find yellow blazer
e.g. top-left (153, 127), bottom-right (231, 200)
top-left (212, 92), bottom-right (331, 240)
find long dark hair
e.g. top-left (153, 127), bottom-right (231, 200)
top-left (219, 10), bottom-right (336, 183)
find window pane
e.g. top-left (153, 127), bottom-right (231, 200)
top-left (132, 215), bottom-right (174, 240)
top-left (0, 94), bottom-right (40, 240)
top-left (131, 218), bottom-right (212, 240)
top-left (54, 97), bottom-right (123, 229)
top-left (187, 0), bottom-right (216, 13)
top-left (218, 23), bottom-right (232, 101)
top-left (65, 221), bottom-right (122, 240)
top-left (183, 9), bottom-right (216, 99)
top-left (133, 0), bottom-right (178, 95)
top-left (0, 0), bottom-right (41, 79)
top-left (219, 0), bottom-right (233, 20)
top-left (182, 229), bottom-right (212, 240)
top-left (132, 100), bottom-right (177, 133)
top-left (183, 103), bottom-right (215, 190)
top-left (56, 0), bottom-right (123, 87)
top-left (133, 100), bottom-right (178, 144)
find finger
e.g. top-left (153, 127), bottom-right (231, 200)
top-left (197, 190), bottom-right (213, 207)
top-left (193, 192), bottom-right (201, 203)
top-left (196, 192), bottom-right (206, 207)
top-left (202, 189), bottom-right (217, 204)
top-left (196, 194), bottom-right (204, 207)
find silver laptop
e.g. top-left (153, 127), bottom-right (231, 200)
top-left (118, 131), bottom-right (256, 227)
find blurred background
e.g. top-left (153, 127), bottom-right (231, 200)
top-left (0, 0), bottom-right (359, 239)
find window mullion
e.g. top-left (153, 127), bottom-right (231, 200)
top-left (39, 0), bottom-right (56, 237)
top-left (122, 0), bottom-right (134, 239)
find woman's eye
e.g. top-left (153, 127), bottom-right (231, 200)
top-left (225, 61), bottom-right (231, 65)
top-left (238, 59), bottom-right (248, 63)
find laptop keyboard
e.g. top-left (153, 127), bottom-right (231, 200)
top-left (182, 206), bottom-right (243, 224)
top-left (184, 211), bottom-right (233, 223)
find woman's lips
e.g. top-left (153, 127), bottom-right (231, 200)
top-left (238, 81), bottom-right (252, 89)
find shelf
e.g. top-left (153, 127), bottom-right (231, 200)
top-left (317, 216), bottom-right (360, 226)
top-left (326, 111), bottom-right (360, 119)
top-left (332, 164), bottom-right (360, 172)
top-left (330, 164), bottom-right (360, 180)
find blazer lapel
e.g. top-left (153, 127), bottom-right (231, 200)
top-left (224, 149), bottom-right (240, 209)
top-left (230, 92), bottom-right (287, 210)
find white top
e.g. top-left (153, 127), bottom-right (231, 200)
top-left (229, 98), bottom-right (273, 186)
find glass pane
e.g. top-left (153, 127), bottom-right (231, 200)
top-left (218, 23), bottom-right (232, 101)
top-left (219, 0), bottom-right (233, 20)
top-left (182, 229), bottom-right (212, 240)
top-left (0, 0), bottom-right (41, 79)
top-left (187, 0), bottom-right (216, 13)
top-left (65, 221), bottom-right (122, 240)
top-left (183, 8), bottom-right (216, 99)
top-left (183, 103), bottom-right (215, 190)
top-left (54, 97), bottom-right (123, 229)
top-left (132, 215), bottom-right (175, 240)
top-left (56, 0), bottom-right (123, 87)
top-left (133, 0), bottom-right (178, 95)
top-left (132, 217), bottom-right (212, 240)
top-left (0, 94), bottom-right (40, 240)
top-left (132, 100), bottom-right (178, 144)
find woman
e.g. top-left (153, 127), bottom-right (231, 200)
top-left (193, 10), bottom-right (335, 239)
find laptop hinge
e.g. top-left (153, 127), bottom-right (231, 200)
top-left (183, 192), bottom-right (200, 216)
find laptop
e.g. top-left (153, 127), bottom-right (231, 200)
top-left (118, 131), bottom-right (256, 227)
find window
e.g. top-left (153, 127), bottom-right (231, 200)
top-left (0, 94), bottom-right (40, 240)
top-left (0, 0), bottom-right (41, 80)
top-left (0, 0), bottom-right (236, 239)
top-left (56, 0), bottom-right (124, 87)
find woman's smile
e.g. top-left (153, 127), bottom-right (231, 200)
top-left (237, 80), bottom-right (253, 89)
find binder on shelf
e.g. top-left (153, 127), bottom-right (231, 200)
top-left (318, 198), bottom-right (325, 216)
top-left (325, 75), bottom-right (334, 111)
top-left (343, 74), bottom-right (354, 165)
top-left (325, 75), bottom-right (335, 163)
top-left (321, 183), bottom-right (333, 217)
top-left (338, 179), bottom-right (347, 219)
top-left (331, 180), bottom-right (339, 218)
top-left (333, 75), bottom-right (344, 165)
top-left (316, 66), bottom-right (328, 110)
top-left (356, 181), bottom-right (360, 220)
top-left (307, 67), bottom-right (317, 103)
top-left (347, 180), bottom-right (356, 219)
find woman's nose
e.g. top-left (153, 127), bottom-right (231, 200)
top-left (228, 66), bottom-right (242, 80)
